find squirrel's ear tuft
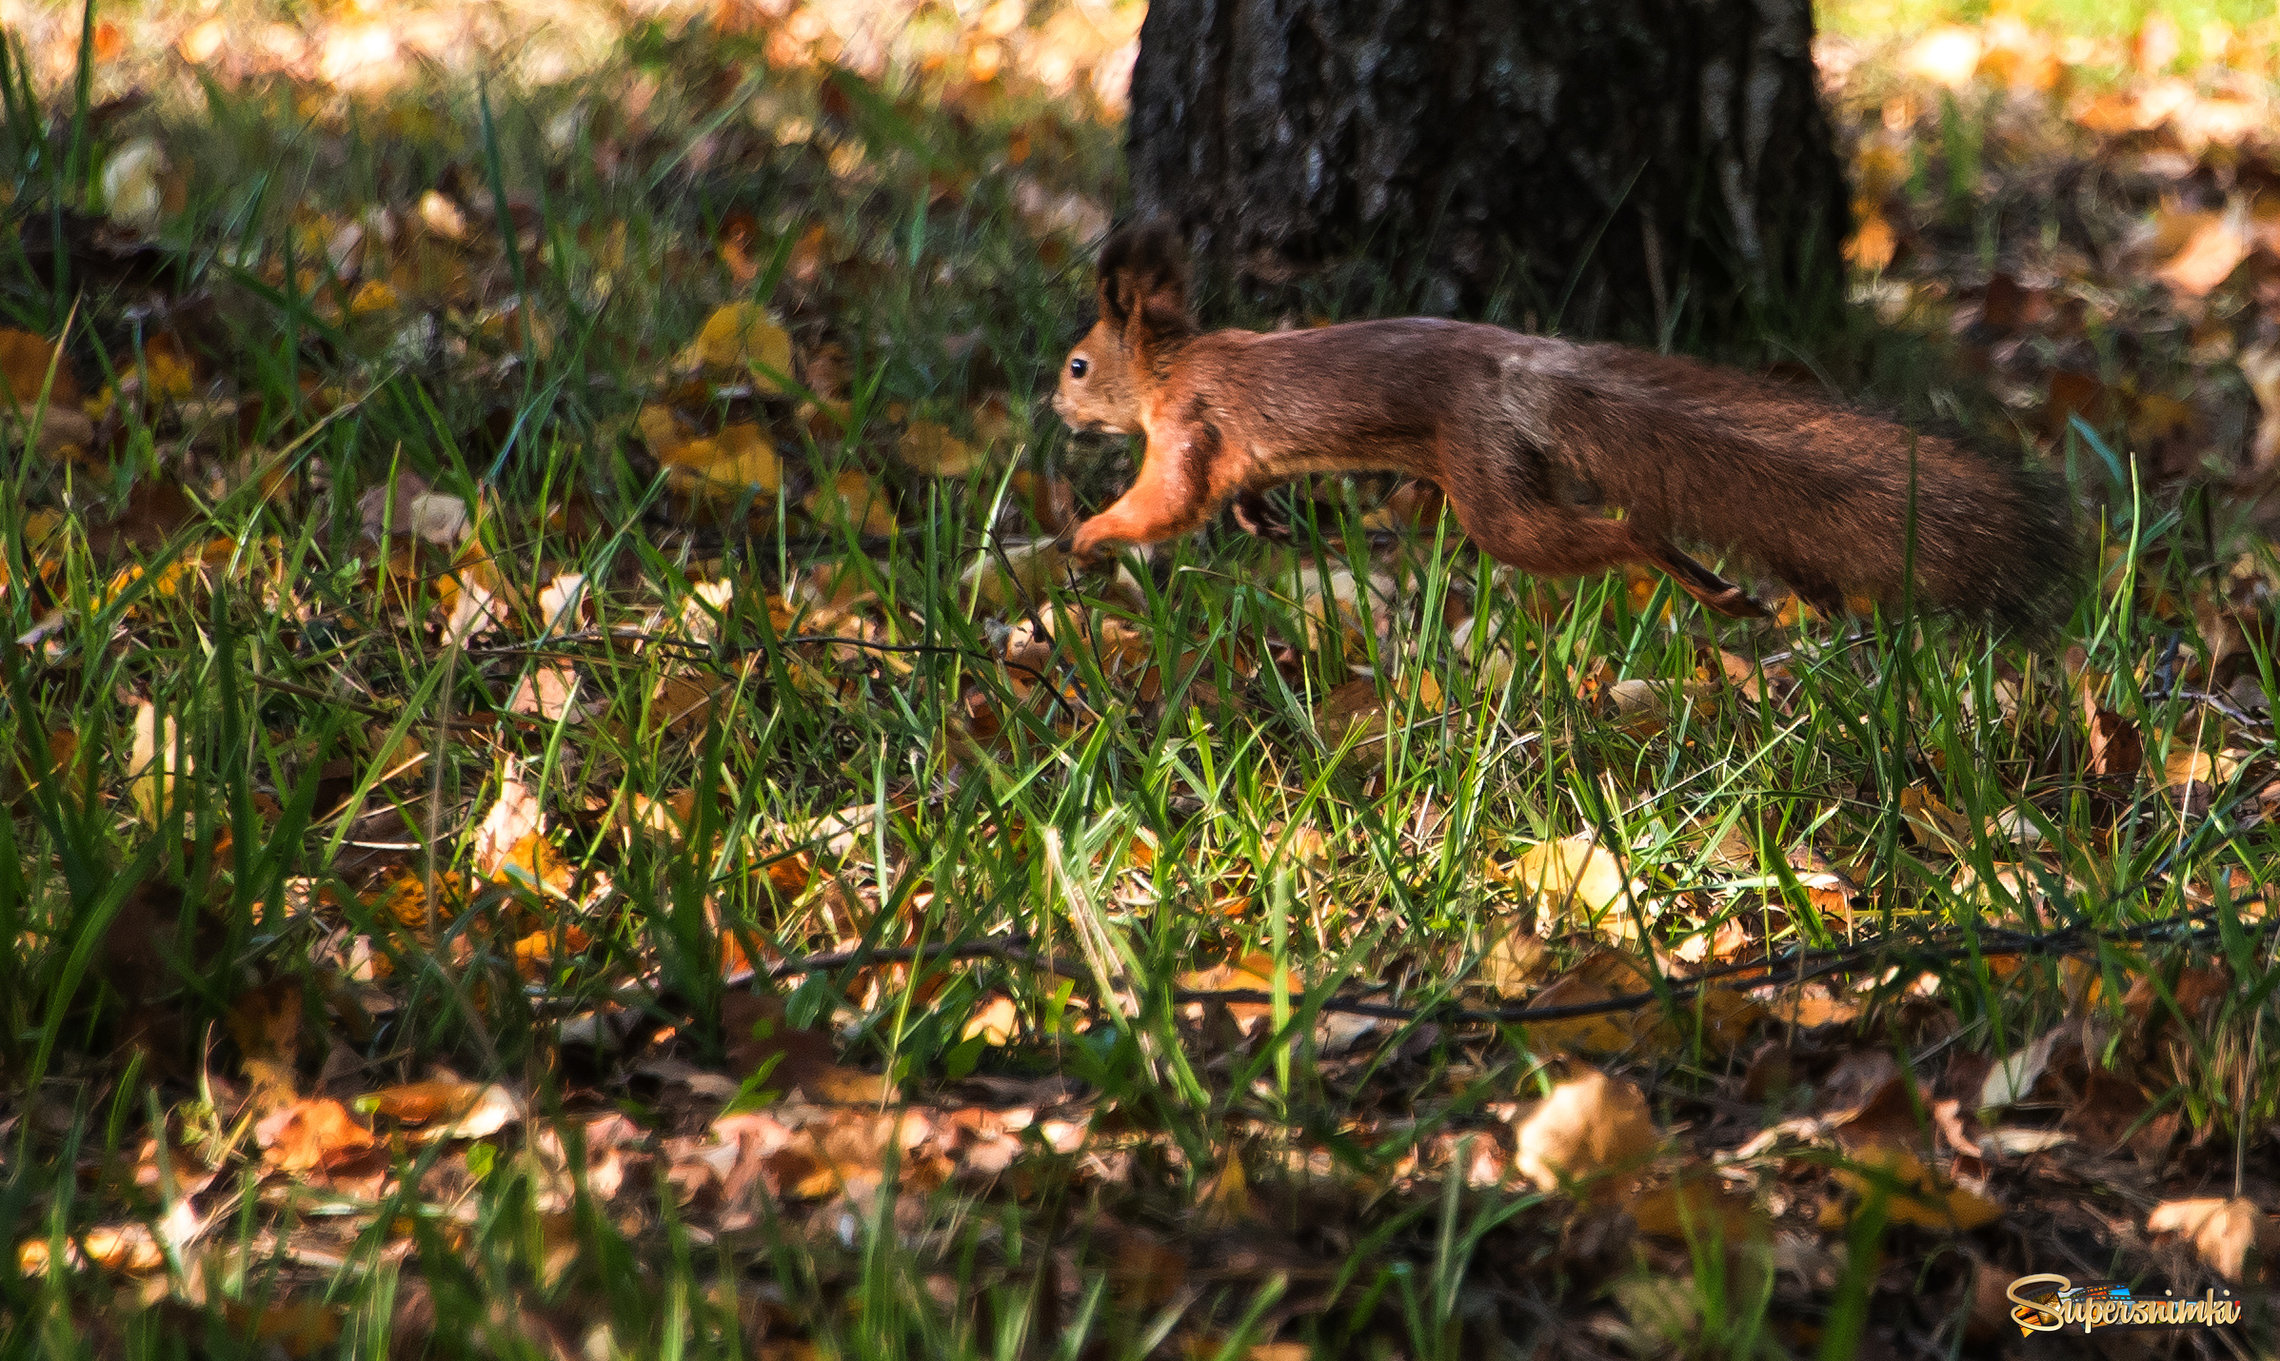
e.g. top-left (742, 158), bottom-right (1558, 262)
top-left (1097, 219), bottom-right (1193, 336)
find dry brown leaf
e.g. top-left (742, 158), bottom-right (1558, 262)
top-left (126, 698), bottom-right (190, 825)
top-left (221, 1300), bottom-right (345, 1359)
top-left (2083, 687), bottom-right (2143, 778)
top-left (2146, 1197), bottom-right (2275, 1281)
top-left (508, 662), bottom-right (590, 723)
top-left (226, 977), bottom-right (302, 1110)
top-left (896, 419), bottom-right (984, 477)
top-left (1512, 1067), bottom-right (1656, 1195)
top-left (2241, 342), bottom-right (2280, 476)
top-left (1899, 784), bottom-right (1969, 850)
top-left (473, 768), bottom-right (542, 877)
top-left (804, 470), bottom-right (899, 536)
top-left (2158, 207), bottom-right (2253, 298)
top-left (0, 328), bottom-right (81, 408)
top-left (359, 1080), bottom-right (523, 1141)
top-left (724, 992), bottom-right (889, 1104)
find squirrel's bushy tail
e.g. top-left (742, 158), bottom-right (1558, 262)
top-left (1555, 349), bottom-right (2080, 631)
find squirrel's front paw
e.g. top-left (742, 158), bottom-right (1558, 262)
top-left (1230, 490), bottom-right (1292, 542)
top-left (1065, 521), bottom-right (1115, 568)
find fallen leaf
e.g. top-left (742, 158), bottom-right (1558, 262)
top-left (1626, 1167), bottom-right (1766, 1243)
top-left (1977, 1027), bottom-right (2058, 1113)
top-left (681, 303), bottom-right (795, 390)
top-left (225, 977), bottom-right (303, 1110)
top-left (649, 416), bottom-right (785, 497)
top-left (2158, 206), bottom-right (2252, 299)
top-left (2147, 1197), bottom-right (2275, 1282)
top-left (1827, 1145), bottom-right (2001, 1231)
top-left (358, 1080), bottom-right (523, 1141)
top-left (256, 1097), bottom-right (377, 1172)
top-left (1899, 784), bottom-right (1969, 850)
top-left (896, 419), bottom-right (984, 476)
top-left (102, 137), bottom-right (166, 230)
top-left (126, 699), bottom-right (191, 825)
top-left (1501, 836), bottom-right (1648, 940)
top-left (472, 767), bottom-right (542, 877)
top-left (222, 1300), bottom-right (345, 1359)
top-left (803, 470), bottom-right (898, 536)
top-left (2083, 688), bottom-right (2143, 778)
top-left (1512, 1067), bottom-right (1656, 1195)
top-left (723, 991), bottom-right (889, 1104)
top-left (2241, 342), bottom-right (2280, 475)
top-left (961, 994), bottom-right (1019, 1045)
top-left (1900, 26), bottom-right (1981, 88)
top-left (0, 328), bottom-right (81, 407)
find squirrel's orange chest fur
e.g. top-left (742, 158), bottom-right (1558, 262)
top-left (1055, 222), bottom-right (2075, 630)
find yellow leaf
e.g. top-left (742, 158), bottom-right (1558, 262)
top-left (962, 994), bottom-right (1020, 1045)
top-left (682, 303), bottom-right (795, 390)
top-left (1502, 836), bottom-right (1648, 940)
top-left (657, 420), bottom-right (784, 497)
top-left (1829, 1146), bottom-right (2001, 1231)
top-left (102, 138), bottom-right (165, 230)
top-left (348, 278), bottom-right (399, 314)
top-left (1625, 1170), bottom-right (1767, 1243)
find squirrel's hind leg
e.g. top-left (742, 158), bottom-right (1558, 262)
top-left (1453, 502), bottom-right (1768, 620)
top-left (1229, 489), bottom-right (1293, 542)
top-left (1635, 539), bottom-right (1771, 620)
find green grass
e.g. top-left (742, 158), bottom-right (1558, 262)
top-left (2, 3), bottom-right (2278, 1358)
top-left (1821, 0), bottom-right (2272, 47)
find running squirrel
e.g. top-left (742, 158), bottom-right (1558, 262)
top-left (1053, 222), bottom-right (2076, 629)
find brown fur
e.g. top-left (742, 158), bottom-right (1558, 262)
top-left (1055, 223), bottom-right (2076, 629)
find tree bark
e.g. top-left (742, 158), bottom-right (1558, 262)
top-left (1125, 0), bottom-right (1849, 344)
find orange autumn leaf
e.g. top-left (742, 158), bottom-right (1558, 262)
top-left (256, 1098), bottom-right (376, 1172)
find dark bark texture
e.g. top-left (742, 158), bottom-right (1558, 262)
top-left (1126, 0), bottom-right (1850, 343)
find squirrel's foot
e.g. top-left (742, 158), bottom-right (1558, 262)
top-left (1230, 490), bottom-right (1293, 542)
top-left (1645, 544), bottom-right (1771, 620)
top-left (1693, 583), bottom-right (1773, 620)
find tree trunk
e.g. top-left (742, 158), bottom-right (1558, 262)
top-left (1125, 0), bottom-right (1849, 344)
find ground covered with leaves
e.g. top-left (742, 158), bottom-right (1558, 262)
top-left (3, 1), bottom-right (2279, 1357)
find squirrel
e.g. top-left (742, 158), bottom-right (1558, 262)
top-left (1053, 221), bottom-right (2077, 630)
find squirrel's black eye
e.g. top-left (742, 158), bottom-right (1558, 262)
top-left (1068, 357), bottom-right (1089, 379)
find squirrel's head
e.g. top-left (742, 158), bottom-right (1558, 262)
top-left (1054, 220), bottom-right (1195, 436)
